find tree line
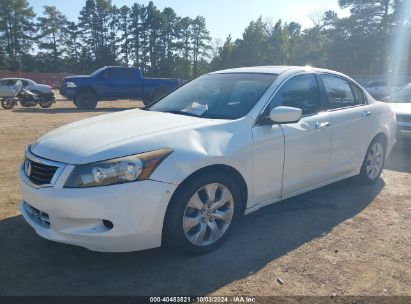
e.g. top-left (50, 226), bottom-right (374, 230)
top-left (0, 0), bottom-right (410, 80)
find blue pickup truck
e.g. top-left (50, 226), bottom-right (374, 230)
top-left (60, 66), bottom-right (182, 109)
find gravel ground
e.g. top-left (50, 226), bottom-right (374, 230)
top-left (0, 97), bottom-right (410, 296)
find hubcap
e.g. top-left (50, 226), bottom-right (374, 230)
top-left (366, 142), bottom-right (384, 180)
top-left (183, 183), bottom-right (234, 246)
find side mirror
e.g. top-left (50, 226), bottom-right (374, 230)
top-left (382, 96), bottom-right (389, 102)
top-left (269, 106), bottom-right (302, 124)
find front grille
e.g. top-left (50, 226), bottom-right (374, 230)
top-left (23, 202), bottom-right (50, 228)
top-left (396, 114), bottom-right (411, 122)
top-left (25, 159), bottom-right (58, 185)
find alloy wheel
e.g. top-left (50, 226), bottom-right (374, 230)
top-left (366, 142), bottom-right (384, 180)
top-left (183, 183), bottom-right (234, 246)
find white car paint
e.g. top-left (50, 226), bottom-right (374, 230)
top-left (387, 103), bottom-right (411, 139)
top-left (0, 78), bottom-right (52, 94)
top-left (384, 84), bottom-right (411, 139)
top-left (19, 66), bottom-right (397, 252)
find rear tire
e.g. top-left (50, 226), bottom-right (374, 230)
top-left (75, 92), bottom-right (97, 110)
top-left (358, 138), bottom-right (385, 184)
top-left (164, 172), bottom-right (242, 255)
top-left (1, 98), bottom-right (16, 109)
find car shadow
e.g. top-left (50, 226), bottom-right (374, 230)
top-left (385, 141), bottom-right (411, 173)
top-left (0, 178), bottom-right (384, 296)
top-left (10, 107), bottom-right (138, 114)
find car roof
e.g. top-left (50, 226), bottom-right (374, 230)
top-left (209, 65), bottom-right (350, 77)
top-left (1, 78), bottom-right (33, 82)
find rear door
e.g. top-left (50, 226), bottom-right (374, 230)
top-left (318, 73), bottom-right (373, 177)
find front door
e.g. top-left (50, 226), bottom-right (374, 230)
top-left (258, 73), bottom-right (332, 198)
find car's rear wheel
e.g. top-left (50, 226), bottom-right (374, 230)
top-left (359, 139), bottom-right (385, 184)
top-left (164, 172), bottom-right (241, 255)
top-left (75, 92), bottom-right (97, 110)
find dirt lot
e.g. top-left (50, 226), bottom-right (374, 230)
top-left (0, 96), bottom-right (410, 296)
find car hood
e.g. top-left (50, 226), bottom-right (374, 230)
top-left (31, 109), bottom-right (216, 164)
top-left (64, 75), bottom-right (92, 83)
top-left (387, 103), bottom-right (411, 115)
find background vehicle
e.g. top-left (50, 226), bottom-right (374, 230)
top-left (0, 78), bottom-right (55, 104)
top-left (0, 80), bottom-right (55, 109)
top-left (20, 66), bottom-right (396, 254)
top-left (60, 66), bottom-right (182, 109)
top-left (365, 81), bottom-right (390, 100)
top-left (384, 84), bottom-right (411, 140)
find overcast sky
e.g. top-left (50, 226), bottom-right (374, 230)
top-left (29, 0), bottom-right (350, 41)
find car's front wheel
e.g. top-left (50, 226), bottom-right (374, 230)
top-left (359, 138), bottom-right (385, 184)
top-left (164, 172), bottom-right (242, 255)
top-left (75, 92), bottom-right (97, 110)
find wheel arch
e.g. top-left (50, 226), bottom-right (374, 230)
top-left (370, 131), bottom-right (388, 154)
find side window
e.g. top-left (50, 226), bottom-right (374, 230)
top-left (122, 69), bottom-right (136, 80)
top-left (105, 69), bottom-right (135, 80)
top-left (269, 74), bottom-right (322, 115)
top-left (350, 83), bottom-right (366, 104)
top-left (320, 74), bottom-right (357, 109)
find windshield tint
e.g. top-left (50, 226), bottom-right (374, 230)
top-left (149, 73), bottom-right (278, 119)
top-left (387, 86), bottom-right (411, 103)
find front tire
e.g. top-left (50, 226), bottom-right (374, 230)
top-left (40, 101), bottom-right (53, 108)
top-left (359, 139), bottom-right (385, 184)
top-left (164, 172), bottom-right (242, 255)
top-left (75, 92), bottom-right (97, 110)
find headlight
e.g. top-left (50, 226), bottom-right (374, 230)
top-left (64, 149), bottom-right (173, 188)
top-left (66, 82), bottom-right (77, 88)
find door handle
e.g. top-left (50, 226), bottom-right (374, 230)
top-left (361, 111), bottom-right (371, 117)
top-left (315, 121), bottom-right (330, 129)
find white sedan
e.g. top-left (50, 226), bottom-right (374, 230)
top-left (19, 66), bottom-right (396, 254)
top-left (384, 84), bottom-right (411, 140)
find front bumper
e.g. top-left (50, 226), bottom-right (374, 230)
top-left (59, 86), bottom-right (77, 100)
top-left (19, 166), bottom-right (177, 252)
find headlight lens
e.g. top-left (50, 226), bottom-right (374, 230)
top-left (66, 82), bottom-right (77, 88)
top-left (64, 149), bottom-right (173, 188)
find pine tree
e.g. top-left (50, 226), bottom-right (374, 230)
top-left (0, 0), bottom-right (36, 71)
top-left (37, 5), bottom-right (67, 66)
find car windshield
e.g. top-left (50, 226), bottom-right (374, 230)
top-left (149, 73), bottom-right (278, 119)
top-left (387, 85), bottom-right (411, 103)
